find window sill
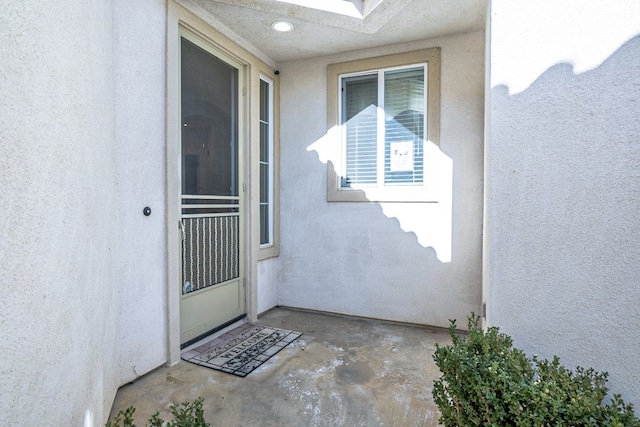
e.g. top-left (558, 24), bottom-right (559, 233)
top-left (257, 244), bottom-right (279, 261)
top-left (326, 161), bottom-right (440, 203)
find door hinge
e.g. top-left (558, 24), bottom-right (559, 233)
top-left (242, 87), bottom-right (246, 96)
top-left (243, 182), bottom-right (246, 192)
top-left (482, 302), bottom-right (487, 319)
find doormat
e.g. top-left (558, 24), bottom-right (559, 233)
top-left (181, 324), bottom-right (302, 377)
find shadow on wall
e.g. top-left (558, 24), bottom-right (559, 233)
top-left (489, 34), bottom-right (640, 407)
top-left (281, 102), bottom-right (478, 327)
top-left (277, 37), bottom-right (484, 327)
top-left (307, 126), bottom-right (454, 263)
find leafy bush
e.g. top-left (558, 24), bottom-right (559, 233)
top-left (432, 315), bottom-right (639, 426)
top-left (106, 397), bottom-right (209, 427)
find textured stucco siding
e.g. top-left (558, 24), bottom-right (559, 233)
top-left (277, 31), bottom-right (485, 328)
top-left (0, 1), bottom-right (168, 424)
top-left (257, 258), bottom-right (280, 314)
top-left (112, 0), bottom-right (168, 387)
top-left (1, 1), bottom-right (119, 424)
top-left (486, 0), bottom-right (640, 406)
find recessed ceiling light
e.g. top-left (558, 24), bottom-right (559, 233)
top-left (271, 20), bottom-right (294, 32)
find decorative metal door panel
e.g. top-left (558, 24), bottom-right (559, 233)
top-left (181, 199), bottom-right (239, 294)
top-left (179, 33), bottom-right (244, 345)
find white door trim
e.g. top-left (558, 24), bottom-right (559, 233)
top-left (165, 2), bottom-right (254, 365)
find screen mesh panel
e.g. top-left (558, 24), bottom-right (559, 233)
top-left (181, 215), bottom-right (239, 294)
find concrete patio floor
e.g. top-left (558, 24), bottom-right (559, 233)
top-left (108, 307), bottom-right (451, 426)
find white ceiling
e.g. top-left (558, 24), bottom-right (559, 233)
top-left (177, 0), bottom-right (487, 65)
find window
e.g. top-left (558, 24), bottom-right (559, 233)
top-left (327, 48), bottom-right (440, 202)
top-left (259, 76), bottom-right (274, 246)
top-left (342, 66), bottom-right (425, 187)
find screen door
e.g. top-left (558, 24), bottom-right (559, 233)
top-left (179, 33), bottom-right (245, 346)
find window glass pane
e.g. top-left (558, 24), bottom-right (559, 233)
top-left (260, 204), bottom-right (269, 244)
top-left (260, 162), bottom-right (269, 244)
top-left (342, 74), bottom-right (378, 186)
top-left (260, 80), bottom-right (269, 122)
top-left (383, 67), bottom-right (424, 185)
top-left (260, 122), bottom-right (269, 163)
top-left (181, 37), bottom-right (238, 196)
top-left (260, 163), bottom-right (269, 204)
top-left (259, 78), bottom-right (271, 245)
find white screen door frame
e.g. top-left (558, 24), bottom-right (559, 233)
top-left (177, 28), bottom-right (246, 347)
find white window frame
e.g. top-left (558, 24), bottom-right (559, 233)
top-left (259, 75), bottom-right (274, 248)
top-left (327, 48), bottom-right (441, 203)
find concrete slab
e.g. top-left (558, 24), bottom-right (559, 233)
top-left (108, 307), bottom-right (451, 426)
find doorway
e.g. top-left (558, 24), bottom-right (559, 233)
top-left (179, 32), bottom-right (245, 346)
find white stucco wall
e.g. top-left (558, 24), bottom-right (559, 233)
top-left (486, 0), bottom-right (640, 406)
top-left (0, 2), bottom-right (118, 425)
top-left (257, 258), bottom-right (280, 314)
top-left (0, 1), bottom-right (168, 424)
top-left (112, 0), bottom-right (168, 386)
top-left (277, 31), bottom-right (485, 328)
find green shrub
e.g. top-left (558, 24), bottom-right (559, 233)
top-left (432, 315), bottom-right (639, 427)
top-left (106, 397), bottom-right (209, 427)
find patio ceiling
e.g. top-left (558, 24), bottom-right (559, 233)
top-left (177, 0), bottom-right (487, 63)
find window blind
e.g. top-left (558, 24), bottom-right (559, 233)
top-left (341, 66), bottom-right (425, 188)
top-left (384, 67), bottom-right (424, 185)
top-left (343, 74), bottom-right (378, 186)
